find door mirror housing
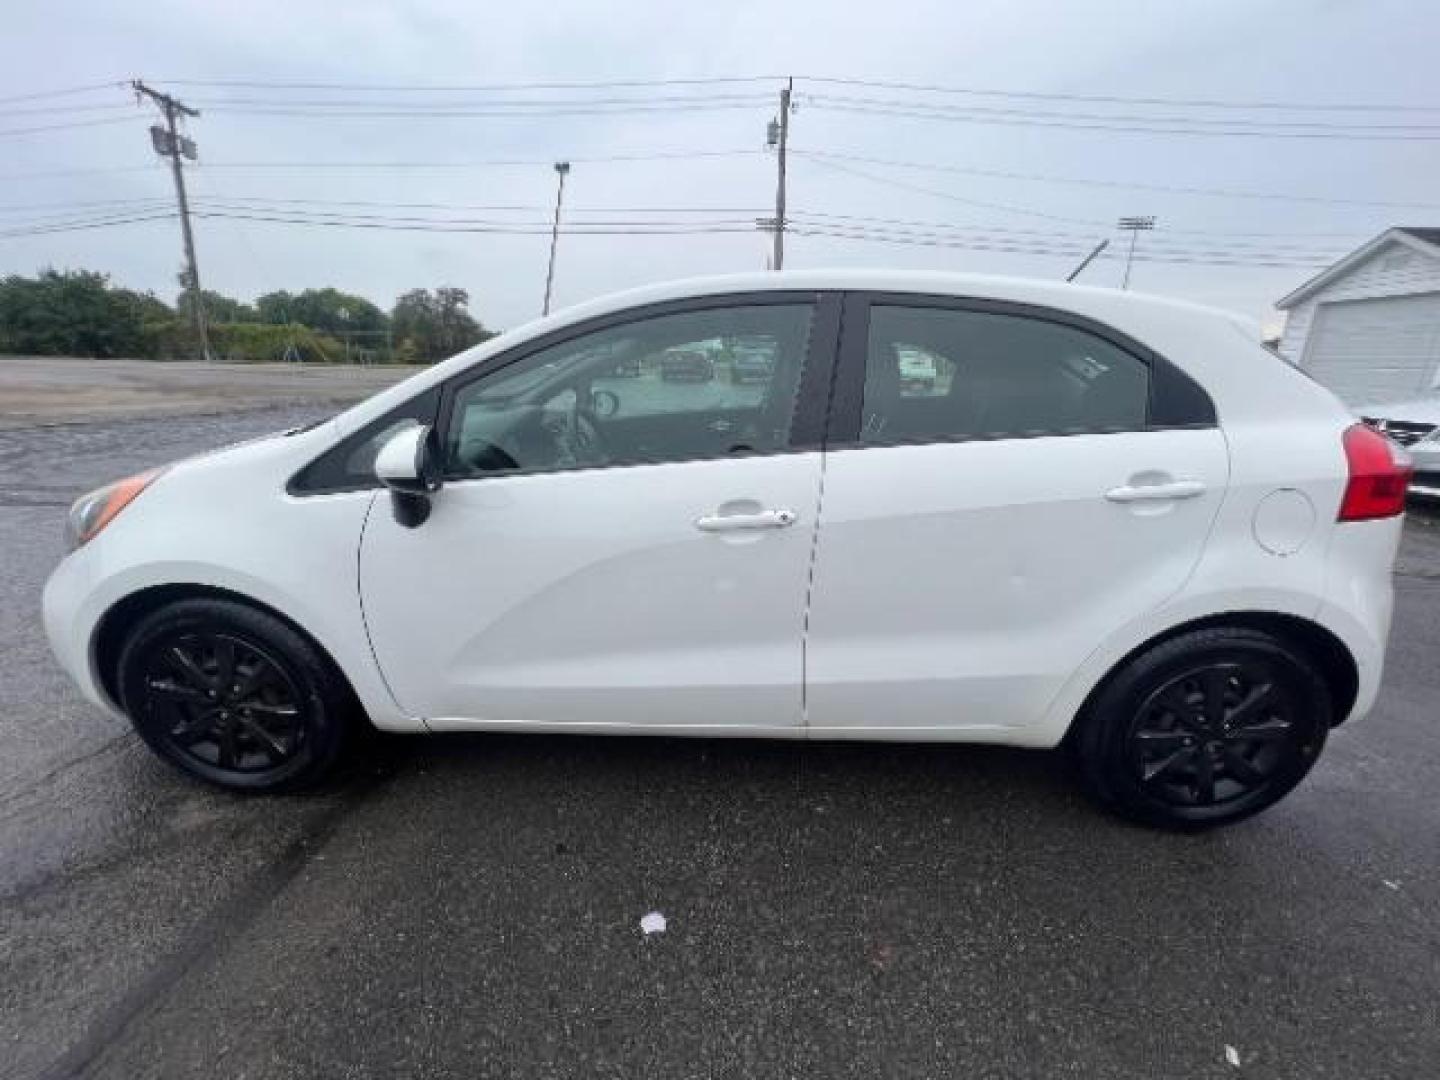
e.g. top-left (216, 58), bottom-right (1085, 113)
top-left (375, 424), bottom-right (442, 527)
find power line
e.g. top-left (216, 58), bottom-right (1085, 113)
top-left (188, 92), bottom-right (773, 109)
top-left (792, 148), bottom-right (1440, 216)
top-left (804, 97), bottom-right (1440, 141)
top-left (0, 192), bottom-right (1335, 251)
top-left (192, 210), bottom-right (759, 235)
top-left (0, 200), bottom-right (1344, 268)
top-left (0, 150), bottom-right (764, 182)
top-left (0, 115), bottom-right (145, 139)
top-left (787, 212), bottom-right (1347, 254)
top-left (196, 149), bottom-right (763, 170)
top-left (189, 204), bottom-right (760, 229)
top-left (200, 100), bottom-right (772, 119)
top-left (188, 194), bottom-right (768, 214)
top-left (790, 225), bottom-right (1333, 269)
top-left (147, 73), bottom-right (1434, 114)
top-left (0, 164), bottom-right (162, 181)
top-left (0, 195), bottom-right (173, 215)
top-left (152, 75), bottom-right (786, 92)
top-left (799, 152), bottom-right (1106, 227)
top-left (0, 211), bottom-right (175, 239)
top-left (786, 218), bottom-right (1340, 261)
top-left (798, 75), bottom-right (1440, 114)
top-left (804, 92), bottom-right (1440, 134)
top-left (0, 102), bottom-right (137, 118)
top-left (0, 80), bottom-right (128, 105)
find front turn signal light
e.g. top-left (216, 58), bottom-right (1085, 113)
top-left (64, 467), bottom-right (166, 550)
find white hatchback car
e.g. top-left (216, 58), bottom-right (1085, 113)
top-left (44, 272), bottom-right (1410, 829)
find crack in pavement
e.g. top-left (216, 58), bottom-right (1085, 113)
top-left (37, 770), bottom-right (390, 1080)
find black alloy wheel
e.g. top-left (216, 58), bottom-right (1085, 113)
top-left (141, 632), bottom-right (306, 774)
top-left (1128, 662), bottom-right (1302, 809)
top-left (1074, 627), bottom-right (1331, 829)
top-left (118, 598), bottom-right (355, 791)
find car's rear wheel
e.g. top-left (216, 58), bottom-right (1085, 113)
top-left (1073, 627), bottom-right (1331, 830)
top-left (116, 598), bottom-right (354, 792)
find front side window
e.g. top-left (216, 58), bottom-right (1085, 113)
top-left (444, 303), bottom-right (813, 478)
top-left (861, 305), bottom-right (1150, 445)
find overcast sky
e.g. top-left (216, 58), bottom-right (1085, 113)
top-left (3, 0), bottom-right (1437, 334)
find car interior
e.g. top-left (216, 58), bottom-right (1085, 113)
top-left (444, 305), bottom-right (812, 477)
top-left (861, 309), bottom-right (1152, 444)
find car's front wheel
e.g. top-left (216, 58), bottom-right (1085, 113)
top-left (1073, 627), bottom-right (1332, 830)
top-left (116, 598), bottom-right (356, 792)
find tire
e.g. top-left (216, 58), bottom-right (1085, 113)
top-left (116, 598), bottom-right (357, 792)
top-left (1071, 627), bottom-right (1331, 830)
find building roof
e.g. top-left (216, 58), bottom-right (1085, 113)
top-left (1398, 227), bottom-right (1440, 248)
top-left (1277, 227), bottom-right (1440, 310)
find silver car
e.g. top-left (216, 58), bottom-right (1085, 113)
top-left (1359, 398), bottom-right (1440, 498)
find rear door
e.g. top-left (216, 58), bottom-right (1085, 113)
top-left (804, 294), bottom-right (1228, 739)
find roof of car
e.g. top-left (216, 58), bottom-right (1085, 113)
top-left (519, 269), bottom-right (1250, 337)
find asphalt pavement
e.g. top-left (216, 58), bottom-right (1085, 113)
top-left (2, 404), bottom-right (1438, 1079)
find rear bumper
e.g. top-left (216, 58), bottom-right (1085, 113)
top-left (1316, 516), bottom-right (1403, 724)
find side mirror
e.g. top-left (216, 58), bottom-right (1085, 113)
top-left (375, 424), bottom-right (441, 527)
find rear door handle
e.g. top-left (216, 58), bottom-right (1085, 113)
top-left (1105, 479), bottom-right (1207, 503)
top-left (695, 508), bottom-right (797, 532)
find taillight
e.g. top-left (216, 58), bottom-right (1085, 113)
top-left (1338, 423), bottom-right (1413, 521)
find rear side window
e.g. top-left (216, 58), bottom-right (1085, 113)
top-left (860, 305), bottom-right (1151, 445)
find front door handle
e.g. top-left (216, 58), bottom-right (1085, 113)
top-left (695, 508), bottom-right (798, 532)
top-left (1105, 479), bottom-right (1206, 503)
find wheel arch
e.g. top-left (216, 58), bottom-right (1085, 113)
top-left (1067, 611), bottom-right (1360, 742)
top-left (92, 583), bottom-right (367, 718)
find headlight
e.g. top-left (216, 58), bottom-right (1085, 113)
top-left (65, 468), bottom-right (166, 550)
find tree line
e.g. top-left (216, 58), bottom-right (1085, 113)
top-left (0, 269), bottom-right (495, 364)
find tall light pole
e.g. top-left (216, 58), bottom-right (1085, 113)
top-left (1117, 216), bottom-right (1155, 290)
top-left (542, 161), bottom-right (570, 316)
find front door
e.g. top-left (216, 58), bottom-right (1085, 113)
top-left (360, 296), bottom-right (834, 732)
top-left (805, 296), bottom-right (1228, 738)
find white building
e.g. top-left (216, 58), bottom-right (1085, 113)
top-left (1276, 227), bottom-right (1440, 408)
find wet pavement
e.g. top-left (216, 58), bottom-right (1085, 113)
top-left (1, 405), bottom-right (1438, 1079)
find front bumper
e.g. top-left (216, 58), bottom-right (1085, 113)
top-left (42, 546), bottom-right (123, 718)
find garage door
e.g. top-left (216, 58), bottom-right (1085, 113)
top-left (1303, 292), bottom-right (1440, 406)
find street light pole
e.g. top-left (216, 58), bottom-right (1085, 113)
top-left (542, 161), bottom-right (571, 316)
top-left (1117, 216), bottom-right (1155, 290)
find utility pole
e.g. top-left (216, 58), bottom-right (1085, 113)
top-left (1117, 216), bottom-right (1155, 290)
top-left (1066, 239), bottom-right (1110, 283)
top-left (133, 80), bottom-right (210, 361)
top-left (542, 161), bottom-right (570, 316)
top-left (767, 77), bottom-right (793, 271)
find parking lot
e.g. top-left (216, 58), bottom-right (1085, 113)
top-left (2, 371), bottom-right (1439, 1079)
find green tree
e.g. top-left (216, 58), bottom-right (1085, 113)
top-left (177, 288), bottom-right (257, 325)
top-left (391, 286), bottom-right (491, 363)
top-left (255, 287), bottom-right (387, 334)
top-left (0, 269), bottom-right (169, 357)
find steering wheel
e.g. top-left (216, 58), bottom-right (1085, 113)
top-left (556, 394), bottom-right (609, 468)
